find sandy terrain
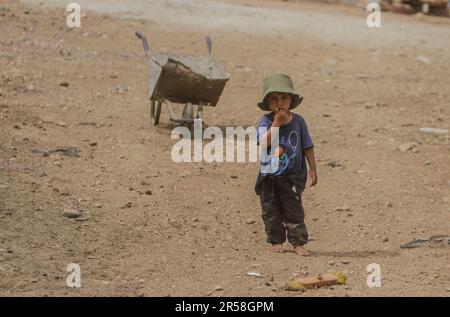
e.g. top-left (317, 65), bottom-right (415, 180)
top-left (1, 0), bottom-right (449, 296)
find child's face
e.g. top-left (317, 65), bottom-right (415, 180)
top-left (266, 92), bottom-right (292, 112)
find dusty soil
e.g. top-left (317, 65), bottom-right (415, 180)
top-left (0, 0), bottom-right (449, 296)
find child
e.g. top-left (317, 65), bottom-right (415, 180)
top-left (255, 73), bottom-right (317, 256)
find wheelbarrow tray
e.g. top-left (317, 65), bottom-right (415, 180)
top-left (419, 0), bottom-right (448, 7)
top-left (148, 53), bottom-right (229, 107)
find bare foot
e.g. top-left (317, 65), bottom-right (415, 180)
top-left (270, 244), bottom-right (284, 253)
top-left (293, 245), bottom-right (309, 256)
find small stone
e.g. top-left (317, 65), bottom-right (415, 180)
top-left (326, 59), bottom-right (338, 66)
top-left (122, 202), bottom-right (132, 209)
top-left (214, 285), bottom-right (224, 291)
top-left (341, 260), bottom-right (351, 264)
top-left (382, 238), bottom-right (389, 243)
top-left (247, 272), bottom-right (264, 278)
top-left (246, 219), bottom-right (256, 224)
top-left (327, 160), bottom-right (343, 168)
top-left (145, 190), bottom-right (152, 195)
top-left (335, 205), bottom-right (350, 211)
top-left (110, 72), bottom-right (118, 78)
top-left (328, 261), bottom-right (336, 266)
top-left (178, 172), bottom-right (191, 178)
top-left (95, 203), bottom-right (102, 208)
top-left (419, 127), bottom-right (448, 135)
top-left (115, 85), bottom-right (128, 95)
top-left (32, 170), bottom-right (47, 177)
top-left (59, 81), bottom-right (69, 87)
top-left (89, 142), bottom-right (97, 147)
top-left (424, 161), bottom-right (432, 166)
top-left (230, 175), bottom-right (238, 179)
top-left (398, 142), bottom-right (416, 152)
top-left (116, 51), bottom-right (131, 58)
top-left (416, 56), bottom-right (431, 65)
top-left (386, 202), bottom-right (393, 208)
top-left (64, 208), bottom-right (81, 219)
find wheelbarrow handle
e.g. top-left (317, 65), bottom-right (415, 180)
top-left (135, 31), bottom-right (150, 53)
top-left (205, 36), bottom-right (212, 57)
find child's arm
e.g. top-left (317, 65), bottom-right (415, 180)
top-left (303, 147), bottom-right (318, 187)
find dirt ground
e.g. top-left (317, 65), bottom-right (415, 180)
top-left (1, 0), bottom-right (449, 296)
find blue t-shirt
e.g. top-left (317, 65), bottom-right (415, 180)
top-left (255, 112), bottom-right (314, 194)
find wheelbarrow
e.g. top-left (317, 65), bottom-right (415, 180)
top-left (382, 0), bottom-right (449, 15)
top-left (135, 31), bottom-right (229, 126)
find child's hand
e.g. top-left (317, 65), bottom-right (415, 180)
top-left (309, 169), bottom-right (318, 187)
top-left (273, 146), bottom-right (285, 157)
top-left (273, 108), bottom-right (291, 127)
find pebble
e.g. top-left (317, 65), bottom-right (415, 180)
top-left (416, 56), bottom-right (431, 65)
top-left (115, 85), bottom-right (128, 95)
top-left (335, 205), bottom-right (350, 211)
top-left (122, 202), bottom-right (132, 209)
top-left (59, 81), bottom-right (69, 87)
top-left (327, 160), bottom-right (344, 168)
top-left (64, 208), bottom-right (81, 219)
top-left (246, 219), bottom-right (256, 224)
top-left (419, 127), bottom-right (448, 135)
top-left (247, 272), bottom-right (264, 278)
top-left (398, 142), bottom-right (416, 152)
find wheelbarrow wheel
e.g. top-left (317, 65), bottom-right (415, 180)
top-left (150, 99), bottom-right (155, 120)
top-left (151, 100), bottom-right (162, 126)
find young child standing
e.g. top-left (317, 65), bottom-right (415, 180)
top-left (255, 73), bottom-right (317, 256)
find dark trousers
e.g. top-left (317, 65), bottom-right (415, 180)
top-left (259, 176), bottom-right (308, 246)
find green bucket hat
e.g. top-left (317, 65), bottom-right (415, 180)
top-left (257, 73), bottom-right (303, 111)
